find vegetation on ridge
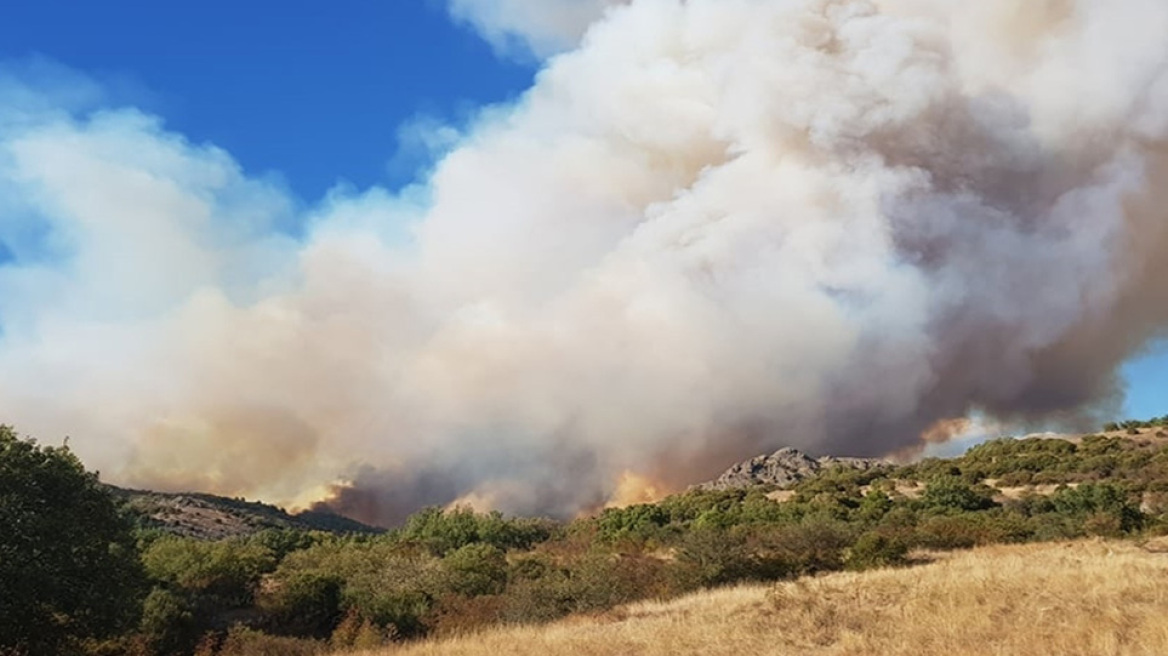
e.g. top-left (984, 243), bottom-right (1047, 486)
top-left (109, 488), bottom-right (382, 541)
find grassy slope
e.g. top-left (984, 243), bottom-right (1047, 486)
top-left (357, 539), bottom-right (1168, 656)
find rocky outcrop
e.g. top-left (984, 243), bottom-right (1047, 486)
top-left (699, 447), bottom-right (887, 490)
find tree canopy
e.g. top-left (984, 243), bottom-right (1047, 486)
top-left (0, 425), bottom-right (145, 655)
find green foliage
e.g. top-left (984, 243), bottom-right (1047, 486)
top-left (441, 543), bottom-right (508, 597)
top-left (1103, 416), bottom-right (1168, 432)
top-left (673, 527), bottom-right (753, 587)
top-left (246, 529), bottom-right (327, 561)
top-left (328, 610), bottom-right (393, 650)
top-left (268, 540), bottom-right (444, 638)
top-left (259, 572), bottom-right (344, 638)
top-left (398, 507), bottom-right (554, 555)
top-left (215, 626), bottom-right (326, 656)
top-left (747, 519), bottom-right (854, 577)
top-left (0, 426), bottom-right (146, 656)
top-left (497, 552), bottom-right (669, 624)
top-left (595, 503), bottom-right (671, 544)
top-left (139, 588), bottom-right (199, 656)
top-left (1049, 483), bottom-right (1144, 535)
top-left (846, 533), bottom-right (909, 570)
top-left (142, 537), bottom-right (277, 607)
top-left (920, 477), bottom-right (998, 514)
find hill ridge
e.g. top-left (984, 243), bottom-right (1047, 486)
top-left (108, 485), bottom-right (382, 539)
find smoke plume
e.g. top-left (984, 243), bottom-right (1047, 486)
top-left (1, 0), bottom-right (1167, 525)
top-left (446, 0), bottom-right (625, 58)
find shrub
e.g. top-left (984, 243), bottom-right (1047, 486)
top-left (142, 538), bottom-right (277, 607)
top-left (914, 515), bottom-right (982, 549)
top-left (329, 610), bottom-right (394, 650)
top-left (920, 477), bottom-right (997, 514)
top-left (217, 626), bottom-right (326, 656)
top-left (1049, 483), bottom-right (1144, 534)
top-left (139, 588), bottom-right (200, 656)
top-left (259, 572), bottom-right (344, 638)
top-left (596, 503), bottom-right (670, 543)
top-left (743, 519), bottom-right (853, 580)
top-left (856, 490), bottom-right (895, 522)
top-left (441, 543), bottom-right (508, 597)
top-left (846, 533), bottom-right (909, 570)
top-left (673, 527), bottom-right (753, 588)
top-left (399, 507), bottom-right (553, 555)
top-left (424, 594), bottom-right (506, 637)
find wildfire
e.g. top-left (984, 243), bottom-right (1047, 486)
top-left (603, 470), bottom-right (672, 510)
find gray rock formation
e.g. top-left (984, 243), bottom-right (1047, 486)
top-left (699, 447), bottom-right (887, 490)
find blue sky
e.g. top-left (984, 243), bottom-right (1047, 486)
top-left (1124, 342), bottom-right (1167, 420)
top-left (0, 1), bottom-right (534, 198)
top-left (0, 0), bottom-right (1163, 436)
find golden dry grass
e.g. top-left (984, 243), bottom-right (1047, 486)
top-left (355, 540), bottom-right (1168, 656)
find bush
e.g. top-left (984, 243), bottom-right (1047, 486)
top-left (267, 540), bottom-right (444, 639)
top-left (596, 503), bottom-right (670, 543)
top-left (399, 507), bottom-right (553, 555)
top-left (441, 543), bottom-right (508, 597)
top-left (846, 533), bottom-right (908, 570)
top-left (748, 519), bottom-right (853, 577)
top-left (217, 626), bottom-right (326, 656)
top-left (920, 477), bottom-right (997, 514)
top-left (142, 537), bottom-right (277, 607)
top-left (856, 490), bottom-right (894, 522)
top-left (1049, 484), bottom-right (1143, 535)
top-left (260, 572), bottom-right (344, 638)
top-left (673, 527), bottom-right (753, 588)
top-left (424, 594), bottom-right (506, 638)
top-left (328, 610), bottom-right (394, 650)
top-left (139, 588), bottom-right (200, 656)
top-left (914, 515), bottom-right (982, 549)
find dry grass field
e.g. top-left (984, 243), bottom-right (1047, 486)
top-left (353, 539), bottom-right (1168, 656)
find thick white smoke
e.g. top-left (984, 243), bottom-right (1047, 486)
top-left (1, 0), bottom-right (1166, 524)
top-left (446, 0), bottom-right (626, 58)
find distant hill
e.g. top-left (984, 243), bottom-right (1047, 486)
top-left (108, 486), bottom-right (383, 539)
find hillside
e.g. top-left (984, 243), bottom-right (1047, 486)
top-left (109, 486), bottom-right (382, 539)
top-left (356, 539), bottom-right (1168, 656)
top-left (17, 417), bottom-right (1166, 656)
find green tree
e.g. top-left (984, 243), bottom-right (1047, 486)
top-left (0, 426), bottom-right (146, 655)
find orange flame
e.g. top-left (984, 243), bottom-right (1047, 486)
top-left (603, 470), bottom-right (673, 510)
